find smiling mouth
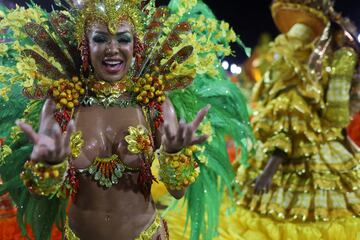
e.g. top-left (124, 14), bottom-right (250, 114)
top-left (102, 59), bottom-right (124, 74)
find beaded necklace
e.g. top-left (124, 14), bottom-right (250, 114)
top-left (81, 75), bottom-right (137, 108)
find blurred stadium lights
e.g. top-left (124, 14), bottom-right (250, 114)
top-left (222, 60), bottom-right (229, 70)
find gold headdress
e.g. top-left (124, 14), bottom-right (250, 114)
top-left (271, 0), bottom-right (332, 36)
top-left (75, 0), bottom-right (155, 43)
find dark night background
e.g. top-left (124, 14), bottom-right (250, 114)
top-left (5, 0), bottom-right (360, 64)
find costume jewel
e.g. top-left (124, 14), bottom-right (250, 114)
top-left (158, 145), bottom-right (200, 190)
top-left (124, 125), bottom-right (156, 200)
top-left (81, 75), bottom-right (137, 108)
top-left (87, 154), bottom-right (138, 188)
top-left (74, 0), bottom-right (155, 43)
top-left (125, 125), bottom-right (153, 155)
top-left (81, 94), bottom-right (137, 108)
top-left (21, 160), bottom-right (69, 197)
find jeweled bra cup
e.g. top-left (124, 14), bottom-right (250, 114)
top-left (87, 154), bottom-right (139, 188)
top-left (73, 125), bottom-right (154, 188)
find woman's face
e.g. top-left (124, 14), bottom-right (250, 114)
top-left (88, 22), bottom-right (134, 83)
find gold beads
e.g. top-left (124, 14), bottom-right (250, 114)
top-left (133, 73), bottom-right (166, 105)
top-left (21, 159), bottom-right (69, 197)
top-left (158, 145), bottom-right (200, 190)
top-left (52, 77), bottom-right (84, 110)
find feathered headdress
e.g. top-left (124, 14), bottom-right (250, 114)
top-left (73, 0), bottom-right (155, 42)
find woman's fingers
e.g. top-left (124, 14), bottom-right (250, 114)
top-left (49, 125), bottom-right (63, 160)
top-left (191, 134), bottom-right (208, 145)
top-left (163, 105), bottom-right (210, 151)
top-left (39, 101), bottom-right (57, 132)
top-left (183, 126), bottom-right (193, 145)
top-left (16, 110), bottom-right (76, 163)
top-left (176, 119), bottom-right (186, 143)
top-left (52, 124), bottom-right (62, 147)
top-left (164, 124), bottom-right (174, 142)
top-left (191, 105), bottom-right (210, 130)
top-left (254, 181), bottom-right (262, 195)
top-left (254, 175), bottom-right (270, 195)
top-left (31, 145), bottom-right (49, 162)
top-left (41, 100), bottom-right (56, 121)
top-left (16, 120), bottom-right (39, 144)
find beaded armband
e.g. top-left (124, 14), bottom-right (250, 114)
top-left (158, 145), bottom-right (200, 190)
top-left (21, 160), bottom-right (68, 197)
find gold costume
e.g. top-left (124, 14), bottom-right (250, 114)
top-left (234, 2), bottom-right (360, 237)
top-left (237, 23), bottom-right (360, 220)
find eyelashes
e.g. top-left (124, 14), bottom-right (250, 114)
top-left (117, 36), bottom-right (132, 43)
top-left (92, 35), bottom-right (132, 44)
top-left (92, 35), bottom-right (107, 43)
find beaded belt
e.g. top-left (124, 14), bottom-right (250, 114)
top-left (65, 214), bottom-right (162, 240)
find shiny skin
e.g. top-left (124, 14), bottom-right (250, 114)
top-left (89, 23), bottom-right (134, 83)
top-left (17, 23), bottom-right (209, 239)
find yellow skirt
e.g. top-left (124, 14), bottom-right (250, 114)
top-left (222, 207), bottom-right (360, 240)
top-left (163, 200), bottom-right (360, 240)
top-left (152, 167), bottom-right (360, 240)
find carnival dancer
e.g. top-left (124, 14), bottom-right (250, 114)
top-left (234, 1), bottom-right (360, 239)
top-left (0, 0), bottom-right (251, 239)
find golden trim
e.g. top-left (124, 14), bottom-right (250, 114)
top-left (65, 214), bottom-right (162, 240)
top-left (135, 214), bottom-right (161, 240)
top-left (70, 131), bottom-right (84, 159)
top-left (21, 160), bottom-right (68, 197)
top-left (65, 217), bottom-right (79, 240)
top-left (75, 0), bottom-right (153, 43)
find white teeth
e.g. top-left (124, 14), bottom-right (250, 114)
top-left (104, 61), bottom-right (122, 65)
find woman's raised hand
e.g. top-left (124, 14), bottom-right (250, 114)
top-left (162, 105), bottom-right (210, 153)
top-left (16, 100), bottom-right (75, 164)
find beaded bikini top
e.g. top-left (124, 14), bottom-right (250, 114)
top-left (70, 125), bottom-right (156, 199)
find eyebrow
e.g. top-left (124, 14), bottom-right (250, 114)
top-left (94, 31), bottom-right (131, 36)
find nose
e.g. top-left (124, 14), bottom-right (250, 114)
top-left (105, 40), bottom-right (119, 55)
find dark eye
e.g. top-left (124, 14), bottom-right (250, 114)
top-left (117, 36), bottom-right (131, 43)
top-left (92, 35), bottom-right (108, 43)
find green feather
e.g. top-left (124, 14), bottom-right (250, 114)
top-left (167, 0), bottom-right (254, 239)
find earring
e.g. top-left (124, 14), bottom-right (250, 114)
top-left (134, 35), bottom-right (145, 74)
top-left (127, 57), bottom-right (136, 79)
top-left (131, 57), bottom-right (135, 67)
top-left (79, 37), bottom-right (90, 76)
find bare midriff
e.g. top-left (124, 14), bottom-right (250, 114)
top-left (68, 105), bottom-right (158, 240)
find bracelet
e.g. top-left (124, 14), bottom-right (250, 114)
top-left (158, 145), bottom-right (200, 190)
top-left (21, 160), bottom-right (68, 197)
